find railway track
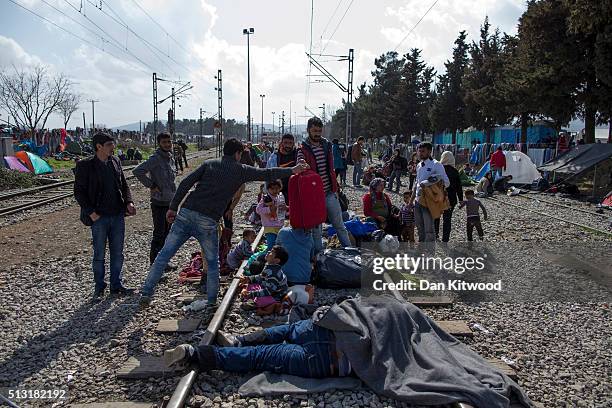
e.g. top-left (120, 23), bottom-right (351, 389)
top-left (488, 194), bottom-right (612, 237)
top-left (0, 151), bottom-right (209, 218)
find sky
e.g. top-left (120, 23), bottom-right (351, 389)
top-left (0, 0), bottom-right (527, 130)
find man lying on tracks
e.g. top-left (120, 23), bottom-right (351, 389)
top-left (139, 138), bottom-right (309, 309)
top-left (163, 295), bottom-right (533, 408)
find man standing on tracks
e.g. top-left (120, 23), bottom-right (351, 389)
top-left (297, 117), bottom-right (351, 252)
top-left (267, 133), bottom-right (297, 204)
top-left (132, 132), bottom-right (177, 267)
top-left (410, 142), bottom-right (449, 242)
top-left (139, 138), bottom-right (309, 308)
top-left (74, 132), bottom-right (136, 301)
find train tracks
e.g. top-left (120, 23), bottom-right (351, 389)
top-left (0, 152), bottom-right (208, 218)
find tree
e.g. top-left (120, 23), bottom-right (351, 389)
top-left (58, 92), bottom-right (81, 129)
top-left (430, 31), bottom-right (470, 143)
top-left (0, 65), bottom-right (72, 137)
top-left (463, 17), bottom-right (513, 143)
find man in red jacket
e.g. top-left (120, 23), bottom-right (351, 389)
top-left (297, 117), bottom-right (351, 253)
top-left (489, 146), bottom-right (506, 180)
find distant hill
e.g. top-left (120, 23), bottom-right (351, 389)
top-left (111, 120), bottom-right (165, 132)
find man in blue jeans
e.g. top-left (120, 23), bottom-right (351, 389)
top-left (139, 138), bottom-right (308, 308)
top-left (74, 132), bottom-right (137, 301)
top-left (163, 319), bottom-right (350, 378)
top-left (297, 117), bottom-right (351, 253)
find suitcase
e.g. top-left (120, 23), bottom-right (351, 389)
top-left (288, 170), bottom-right (326, 229)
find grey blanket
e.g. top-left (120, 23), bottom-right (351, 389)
top-left (313, 295), bottom-right (533, 408)
top-left (238, 372), bottom-right (362, 396)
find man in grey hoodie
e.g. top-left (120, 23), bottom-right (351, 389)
top-left (133, 132), bottom-right (177, 265)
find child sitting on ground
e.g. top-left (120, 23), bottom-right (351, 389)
top-left (240, 245), bottom-right (289, 310)
top-left (226, 229), bottom-right (257, 270)
top-left (256, 180), bottom-right (287, 250)
top-left (400, 191), bottom-right (415, 242)
top-left (459, 189), bottom-right (488, 241)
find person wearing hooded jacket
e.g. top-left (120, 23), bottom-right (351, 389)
top-left (434, 151), bottom-right (463, 242)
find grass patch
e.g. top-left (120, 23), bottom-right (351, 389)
top-left (47, 158), bottom-right (77, 171)
top-left (0, 167), bottom-right (44, 190)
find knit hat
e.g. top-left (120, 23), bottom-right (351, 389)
top-left (440, 151), bottom-right (455, 166)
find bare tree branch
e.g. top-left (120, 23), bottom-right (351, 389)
top-left (58, 91), bottom-right (82, 129)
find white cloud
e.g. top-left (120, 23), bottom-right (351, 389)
top-left (0, 36), bottom-right (41, 67)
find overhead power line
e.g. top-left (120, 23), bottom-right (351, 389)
top-left (321, 0), bottom-right (355, 54)
top-left (130, 0), bottom-right (191, 56)
top-left (319, 0), bottom-right (344, 44)
top-left (393, 0), bottom-right (440, 52)
top-left (7, 0), bottom-right (150, 75)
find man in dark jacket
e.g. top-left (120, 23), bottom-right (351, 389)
top-left (297, 117), bottom-right (351, 252)
top-left (435, 151), bottom-right (463, 242)
top-left (177, 139), bottom-right (189, 168)
top-left (74, 132), bottom-right (136, 300)
top-left (133, 132), bottom-right (176, 265)
top-left (139, 138), bottom-right (308, 308)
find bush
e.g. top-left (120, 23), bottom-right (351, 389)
top-left (0, 167), bottom-right (43, 190)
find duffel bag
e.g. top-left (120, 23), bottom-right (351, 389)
top-left (315, 248), bottom-right (362, 289)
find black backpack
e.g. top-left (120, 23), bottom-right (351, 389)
top-left (346, 145), bottom-right (354, 165)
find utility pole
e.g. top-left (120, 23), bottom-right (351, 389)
top-left (199, 108), bottom-right (203, 150)
top-left (87, 99), bottom-right (99, 133)
top-left (153, 73), bottom-right (158, 137)
top-left (319, 103), bottom-right (326, 124)
top-left (243, 27), bottom-right (255, 141)
top-left (255, 124), bottom-right (259, 142)
top-left (260, 94), bottom-right (265, 143)
top-left (168, 87), bottom-right (176, 139)
top-left (281, 111), bottom-right (285, 135)
top-left (289, 100), bottom-right (292, 135)
top-left (215, 69), bottom-right (223, 157)
top-left (271, 111), bottom-right (275, 134)
top-left (82, 112), bottom-right (86, 136)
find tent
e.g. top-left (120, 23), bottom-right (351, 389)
top-left (601, 192), bottom-right (612, 208)
top-left (3, 156), bottom-right (30, 172)
top-left (15, 151), bottom-right (53, 174)
top-left (538, 144), bottom-right (612, 175)
top-left (473, 151), bottom-right (541, 184)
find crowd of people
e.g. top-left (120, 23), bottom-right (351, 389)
top-left (70, 119), bottom-right (532, 408)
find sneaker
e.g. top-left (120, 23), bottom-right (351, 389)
top-left (241, 299), bottom-right (257, 311)
top-left (216, 331), bottom-right (239, 347)
top-left (139, 295), bottom-right (152, 308)
top-left (92, 288), bottom-right (105, 302)
top-left (163, 344), bottom-right (190, 368)
top-left (110, 286), bottom-right (136, 296)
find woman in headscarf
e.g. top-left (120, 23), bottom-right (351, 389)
top-left (362, 178), bottom-right (401, 235)
top-left (435, 151), bottom-right (463, 242)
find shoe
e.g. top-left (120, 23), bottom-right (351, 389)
top-left (163, 344), bottom-right (190, 368)
top-left (216, 331), bottom-right (239, 347)
top-left (92, 288), bottom-right (105, 302)
top-left (110, 286), bottom-right (136, 296)
top-left (241, 299), bottom-right (257, 311)
top-left (139, 295), bottom-right (152, 308)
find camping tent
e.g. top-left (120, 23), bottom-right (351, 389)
top-left (473, 151), bottom-right (541, 184)
top-left (3, 156), bottom-right (30, 172)
top-left (15, 151), bottom-right (53, 174)
top-left (538, 144), bottom-right (612, 175)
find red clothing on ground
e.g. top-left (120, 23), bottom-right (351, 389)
top-left (490, 150), bottom-right (506, 169)
top-left (362, 192), bottom-right (392, 218)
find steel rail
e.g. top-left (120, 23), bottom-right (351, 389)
top-left (488, 197), bottom-right (612, 237)
top-left (0, 152), bottom-right (207, 217)
top-left (166, 227), bottom-right (266, 408)
top-left (517, 194), bottom-right (608, 218)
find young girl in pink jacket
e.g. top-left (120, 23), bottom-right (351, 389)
top-left (256, 179), bottom-right (288, 250)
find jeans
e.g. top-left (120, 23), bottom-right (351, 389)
top-left (141, 208), bottom-right (219, 304)
top-left (209, 320), bottom-right (335, 378)
top-left (408, 174), bottom-right (416, 191)
top-left (335, 168), bottom-right (347, 185)
top-left (414, 202), bottom-right (435, 242)
top-left (150, 204), bottom-right (171, 265)
top-left (313, 192), bottom-right (351, 253)
top-left (467, 216), bottom-right (484, 241)
top-left (91, 214), bottom-right (125, 291)
top-left (352, 163), bottom-right (363, 186)
top-left (388, 170), bottom-right (402, 191)
top-left (492, 167), bottom-right (503, 180)
top-left (434, 205), bottom-right (454, 243)
top-left (265, 232), bottom-right (277, 250)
